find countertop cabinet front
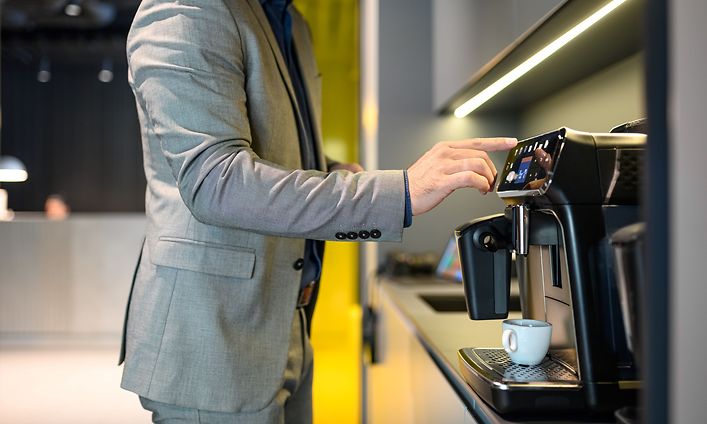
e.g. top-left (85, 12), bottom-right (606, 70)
top-left (366, 283), bottom-right (476, 423)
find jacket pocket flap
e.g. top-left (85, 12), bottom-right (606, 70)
top-left (151, 237), bottom-right (255, 279)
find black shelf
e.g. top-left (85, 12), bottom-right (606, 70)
top-left (442, 0), bottom-right (644, 115)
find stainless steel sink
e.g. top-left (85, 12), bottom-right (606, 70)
top-left (419, 293), bottom-right (521, 313)
top-left (418, 294), bottom-right (469, 313)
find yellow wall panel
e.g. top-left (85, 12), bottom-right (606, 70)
top-left (294, 1), bottom-right (361, 423)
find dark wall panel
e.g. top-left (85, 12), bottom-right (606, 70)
top-left (1, 55), bottom-right (145, 212)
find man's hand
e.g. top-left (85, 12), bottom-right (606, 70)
top-left (407, 137), bottom-right (517, 216)
top-left (330, 162), bottom-right (365, 173)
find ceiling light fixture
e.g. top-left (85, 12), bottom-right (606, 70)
top-left (0, 156), bottom-right (28, 183)
top-left (454, 0), bottom-right (628, 118)
top-left (37, 56), bottom-right (51, 83)
top-left (64, 0), bottom-right (83, 17)
top-left (98, 58), bottom-right (114, 83)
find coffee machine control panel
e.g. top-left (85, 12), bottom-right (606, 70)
top-left (497, 129), bottom-right (565, 196)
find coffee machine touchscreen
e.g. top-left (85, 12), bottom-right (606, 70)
top-left (497, 129), bottom-right (564, 193)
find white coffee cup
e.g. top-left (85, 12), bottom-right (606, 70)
top-left (502, 319), bottom-right (552, 366)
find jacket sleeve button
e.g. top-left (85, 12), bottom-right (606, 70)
top-left (335, 232), bottom-right (347, 240)
top-left (370, 229), bottom-right (382, 239)
top-left (293, 258), bottom-right (304, 270)
top-left (347, 232), bottom-right (358, 240)
top-left (358, 230), bottom-right (370, 239)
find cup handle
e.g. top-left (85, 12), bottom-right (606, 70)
top-left (502, 329), bottom-right (518, 353)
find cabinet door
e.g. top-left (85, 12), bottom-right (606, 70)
top-left (367, 290), bottom-right (415, 423)
top-left (410, 333), bottom-right (468, 423)
top-left (367, 289), bottom-right (468, 423)
top-left (432, 0), bottom-right (563, 110)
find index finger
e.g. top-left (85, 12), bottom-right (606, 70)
top-left (448, 137), bottom-right (517, 152)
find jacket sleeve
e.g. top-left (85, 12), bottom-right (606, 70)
top-left (127, 0), bottom-right (405, 242)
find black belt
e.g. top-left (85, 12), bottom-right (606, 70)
top-left (297, 281), bottom-right (316, 308)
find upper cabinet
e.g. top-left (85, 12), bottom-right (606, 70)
top-left (432, 0), bottom-right (644, 116)
top-left (432, 0), bottom-right (564, 111)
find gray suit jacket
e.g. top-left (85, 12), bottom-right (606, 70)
top-left (119, 0), bottom-right (405, 413)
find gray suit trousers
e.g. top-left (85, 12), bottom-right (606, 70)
top-left (139, 309), bottom-right (314, 424)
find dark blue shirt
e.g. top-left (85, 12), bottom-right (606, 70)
top-left (260, 0), bottom-right (318, 170)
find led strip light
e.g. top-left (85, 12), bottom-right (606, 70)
top-left (454, 0), bottom-right (628, 118)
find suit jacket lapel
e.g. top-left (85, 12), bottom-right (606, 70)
top-left (245, 0), bottom-right (326, 171)
top-left (244, 0), bottom-right (304, 131)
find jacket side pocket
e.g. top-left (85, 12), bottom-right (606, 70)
top-left (151, 237), bottom-right (256, 279)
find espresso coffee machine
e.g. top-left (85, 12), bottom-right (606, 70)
top-left (455, 127), bottom-right (644, 414)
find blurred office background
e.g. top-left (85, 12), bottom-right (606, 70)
top-left (1, 1), bottom-right (152, 423)
top-left (0, 0), bottom-right (361, 422)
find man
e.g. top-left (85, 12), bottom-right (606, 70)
top-left (119, 0), bottom-right (516, 422)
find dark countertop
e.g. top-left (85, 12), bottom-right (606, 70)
top-left (376, 276), bottom-right (615, 424)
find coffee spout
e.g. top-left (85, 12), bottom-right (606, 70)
top-left (511, 205), bottom-right (530, 256)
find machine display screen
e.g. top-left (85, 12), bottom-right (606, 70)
top-left (497, 129), bottom-right (564, 193)
top-left (515, 156), bottom-right (533, 183)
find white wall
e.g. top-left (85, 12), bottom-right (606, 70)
top-left (670, 0), bottom-right (707, 422)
